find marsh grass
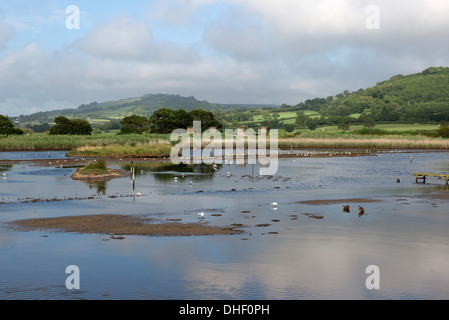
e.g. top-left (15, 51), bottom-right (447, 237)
top-left (277, 135), bottom-right (449, 149)
top-left (68, 142), bottom-right (173, 158)
top-left (79, 158), bottom-right (109, 175)
top-left (2, 130), bottom-right (449, 155)
top-left (0, 133), bottom-right (170, 151)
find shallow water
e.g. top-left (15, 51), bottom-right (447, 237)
top-left (1, 151), bottom-right (449, 300)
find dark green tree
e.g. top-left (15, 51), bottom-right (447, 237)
top-left (149, 108), bottom-right (177, 134)
top-left (0, 115), bottom-right (23, 135)
top-left (119, 115), bottom-right (150, 134)
top-left (305, 118), bottom-right (318, 131)
top-left (338, 116), bottom-right (352, 131)
top-left (188, 109), bottom-right (222, 131)
top-left (283, 123), bottom-right (296, 132)
top-left (49, 116), bottom-right (92, 135)
top-left (71, 119), bottom-right (93, 135)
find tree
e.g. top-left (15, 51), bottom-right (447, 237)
top-left (306, 118), bottom-right (318, 131)
top-left (148, 108), bottom-right (222, 134)
top-left (119, 115), bottom-right (150, 134)
top-left (49, 116), bottom-right (92, 135)
top-left (27, 122), bottom-right (50, 133)
top-left (188, 109), bottom-right (222, 131)
top-left (283, 123), bottom-right (296, 132)
top-left (338, 116), bottom-right (352, 131)
top-left (71, 119), bottom-right (93, 135)
top-left (0, 115), bottom-right (23, 135)
top-left (437, 126), bottom-right (449, 138)
top-left (148, 108), bottom-right (178, 134)
top-left (296, 112), bottom-right (308, 127)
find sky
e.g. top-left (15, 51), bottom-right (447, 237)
top-left (1, 0), bottom-right (449, 116)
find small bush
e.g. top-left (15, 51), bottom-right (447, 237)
top-left (84, 158), bottom-right (108, 170)
top-left (437, 125), bottom-right (449, 138)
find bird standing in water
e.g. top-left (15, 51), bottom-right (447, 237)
top-left (358, 205), bottom-right (365, 216)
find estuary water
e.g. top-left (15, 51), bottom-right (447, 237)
top-left (1, 150), bottom-right (449, 300)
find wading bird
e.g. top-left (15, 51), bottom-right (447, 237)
top-left (358, 205), bottom-right (365, 215)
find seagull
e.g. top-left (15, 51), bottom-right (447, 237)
top-left (197, 212), bottom-right (205, 218)
top-left (271, 202), bottom-right (278, 207)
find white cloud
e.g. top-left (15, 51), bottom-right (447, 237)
top-left (75, 18), bottom-right (153, 60)
top-left (2, 0), bottom-right (449, 116)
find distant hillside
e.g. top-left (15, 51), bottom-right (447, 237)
top-left (291, 66), bottom-right (449, 123)
top-left (16, 93), bottom-right (278, 125)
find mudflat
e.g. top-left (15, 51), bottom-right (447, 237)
top-left (9, 214), bottom-right (245, 237)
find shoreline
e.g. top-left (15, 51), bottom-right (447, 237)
top-left (2, 148), bottom-right (449, 167)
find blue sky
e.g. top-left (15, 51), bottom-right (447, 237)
top-left (1, 0), bottom-right (449, 116)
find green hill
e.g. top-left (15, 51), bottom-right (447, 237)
top-left (16, 93), bottom-right (278, 125)
top-left (295, 66), bottom-right (449, 123)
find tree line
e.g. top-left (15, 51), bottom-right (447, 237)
top-left (118, 108), bottom-right (221, 134)
top-left (1, 108), bottom-right (221, 136)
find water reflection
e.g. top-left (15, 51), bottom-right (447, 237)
top-left (85, 181), bottom-right (107, 195)
top-left (3, 151), bottom-right (449, 299)
top-left (0, 165), bottom-right (12, 173)
top-left (120, 162), bottom-right (223, 183)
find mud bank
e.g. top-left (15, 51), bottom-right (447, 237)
top-left (295, 198), bottom-right (383, 205)
top-left (8, 214), bottom-right (245, 237)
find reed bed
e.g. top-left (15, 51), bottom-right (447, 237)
top-left (277, 135), bottom-right (449, 150)
top-left (2, 132), bottom-right (449, 155)
top-left (0, 133), bottom-right (170, 151)
top-left (67, 143), bottom-right (173, 158)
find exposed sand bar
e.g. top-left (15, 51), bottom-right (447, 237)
top-left (8, 214), bottom-right (244, 237)
top-left (295, 198), bottom-right (383, 205)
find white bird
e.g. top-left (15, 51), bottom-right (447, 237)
top-left (135, 192), bottom-right (142, 197)
top-left (271, 202), bottom-right (278, 206)
top-left (197, 212), bottom-right (205, 218)
top-left (189, 180), bottom-right (193, 185)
